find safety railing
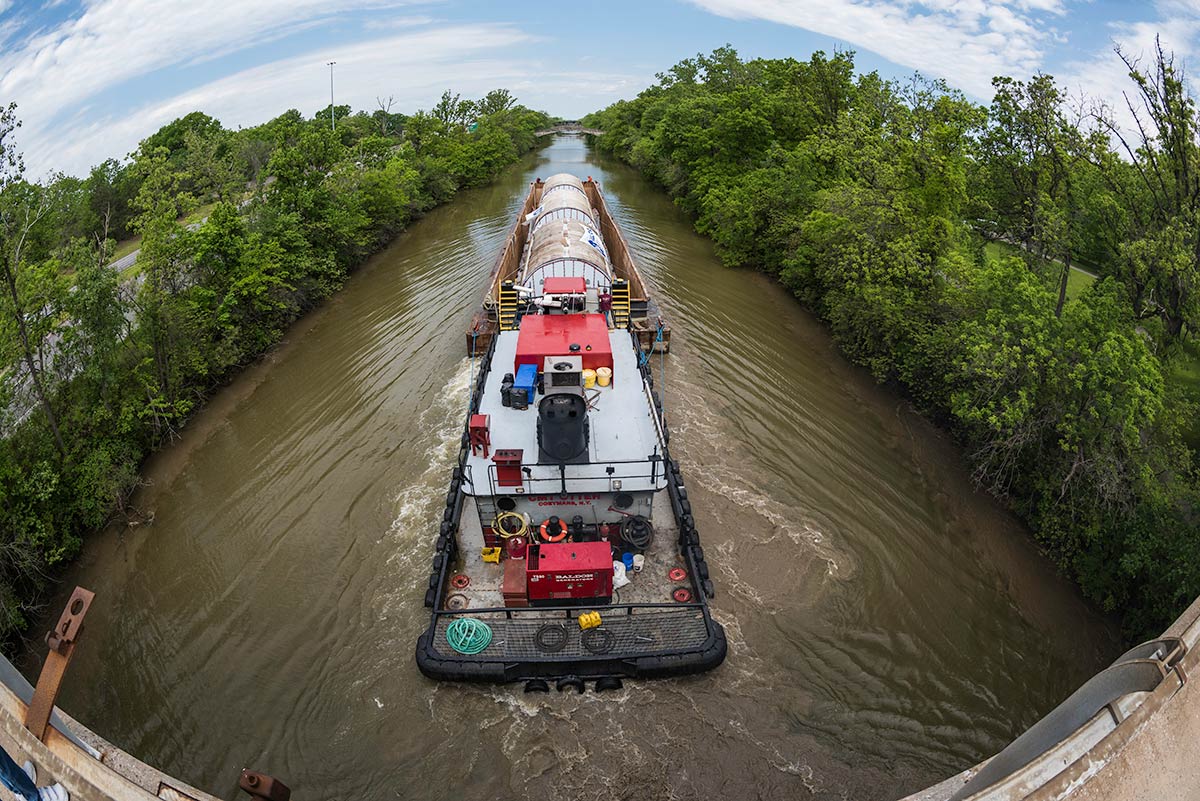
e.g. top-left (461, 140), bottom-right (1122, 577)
top-left (484, 455), bottom-right (664, 497)
top-left (434, 601), bottom-right (704, 620)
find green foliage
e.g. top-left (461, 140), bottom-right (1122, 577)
top-left (0, 90), bottom-right (549, 642)
top-left (589, 45), bottom-right (1200, 638)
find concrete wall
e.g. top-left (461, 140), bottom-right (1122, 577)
top-left (902, 596), bottom-right (1200, 801)
top-left (0, 667), bottom-right (221, 801)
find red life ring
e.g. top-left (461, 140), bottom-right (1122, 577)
top-left (450, 574), bottom-right (471, 590)
top-left (668, 567), bottom-right (688, 582)
top-left (672, 588), bottom-right (693, 603)
top-left (539, 517), bottom-right (567, 543)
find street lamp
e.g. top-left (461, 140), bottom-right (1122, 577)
top-left (327, 61), bottom-right (336, 132)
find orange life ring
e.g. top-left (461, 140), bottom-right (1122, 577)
top-left (539, 517), bottom-right (567, 543)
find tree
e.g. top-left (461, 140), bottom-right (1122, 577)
top-left (432, 90), bottom-right (476, 128)
top-left (140, 111), bottom-right (224, 171)
top-left (478, 89), bottom-right (516, 116)
top-left (976, 74), bottom-right (1085, 315)
top-left (0, 104), bottom-right (67, 457)
top-left (1092, 39), bottom-right (1200, 342)
top-left (128, 146), bottom-right (199, 438)
top-left (374, 95), bottom-right (402, 136)
top-left (183, 127), bottom-right (241, 203)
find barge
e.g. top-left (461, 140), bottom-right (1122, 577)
top-left (415, 174), bottom-right (726, 690)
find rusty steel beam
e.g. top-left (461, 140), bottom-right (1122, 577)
top-left (24, 586), bottom-right (94, 741)
top-left (239, 769), bottom-right (291, 801)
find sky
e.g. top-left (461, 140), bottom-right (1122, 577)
top-left (0, 0), bottom-right (1196, 178)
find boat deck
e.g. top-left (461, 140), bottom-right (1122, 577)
top-left (463, 328), bottom-right (666, 497)
top-left (427, 606), bottom-right (710, 662)
top-left (446, 492), bottom-right (688, 610)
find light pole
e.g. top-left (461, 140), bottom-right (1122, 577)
top-left (327, 61), bottom-right (336, 132)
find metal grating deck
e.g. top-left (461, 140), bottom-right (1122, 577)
top-left (431, 607), bottom-right (711, 661)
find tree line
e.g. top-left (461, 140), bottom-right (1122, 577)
top-left (0, 89), bottom-right (550, 641)
top-left (585, 45), bottom-right (1200, 638)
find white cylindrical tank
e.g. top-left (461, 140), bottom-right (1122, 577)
top-left (521, 174), bottom-right (612, 293)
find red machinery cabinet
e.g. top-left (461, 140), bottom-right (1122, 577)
top-left (525, 542), bottom-right (614, 606)
top-left (543, 276), bottom-right (586, 295)
top-left (493, 449), bottom-right (524, 487)
top-left (514, 313), bottom-right (613, 374)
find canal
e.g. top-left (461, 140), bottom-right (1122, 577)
top-left (27, 137), bottom-right (1119, 800)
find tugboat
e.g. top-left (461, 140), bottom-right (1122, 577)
top-left (415, 174), bottom-right (726, 689)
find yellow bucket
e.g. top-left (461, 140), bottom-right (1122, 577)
top-left (596, 367), bottom-right (612, 387)
top-left (582, 368), bottom-right (597, 389)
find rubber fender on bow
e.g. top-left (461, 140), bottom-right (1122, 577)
top-left (556, 676), bottom-right (585, 694)
top-left (595, 677), bottom-right (624, 693)
top-left (524, 679), bottom-right (550, 694)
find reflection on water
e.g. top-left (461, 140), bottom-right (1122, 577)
top-left (25, 138), bottom-right (1118, 801)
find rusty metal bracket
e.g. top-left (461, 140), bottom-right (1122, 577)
top-left (239, 769), bottom-right (291, 801)
top-left (24, 586), bottom-right (94, 741)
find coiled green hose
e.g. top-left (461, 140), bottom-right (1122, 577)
top-left (446, 618), bottom-right (493, 655)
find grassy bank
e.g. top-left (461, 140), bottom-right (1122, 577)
top-left (586, 48), bottom-right (1200, 639)
top-left (0, 92), bottom-right (550, 642)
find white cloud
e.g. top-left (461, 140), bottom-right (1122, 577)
top-left (19, 23), bottom-right (645, 176)
top-left (1059, 1), bottom-right (1200, 135)
top-left (686, 0), bottom-right (1066, 98)
top-left (0, 0), bottom-right (438, 170)
top-left (363, 14), bottom-right (438, 30)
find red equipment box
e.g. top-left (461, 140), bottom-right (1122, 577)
top-left (515, 313), bottom-right (613, 374)
top-left (526, 541), bottom-right (614, 606)
top-left (502, 558), bottom-right (528, 608)
top-left (493, 449), bottom-right (523, 487)
top-left (543, 276), bottom-right (586, 295)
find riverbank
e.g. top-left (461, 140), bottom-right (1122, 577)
top-left (585, 49), bottom-right (1200, 640)
top-left (0, 98), bottom-right (552, 645)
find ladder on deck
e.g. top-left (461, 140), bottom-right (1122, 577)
top-left (498, 281), bottom-right (519, 331)
top-left (611, 279), bottom-right (631, 329)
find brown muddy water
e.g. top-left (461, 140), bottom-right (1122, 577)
top-left (22, 138), bottom-right (1119, 800)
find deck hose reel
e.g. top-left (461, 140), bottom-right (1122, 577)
top-left (446, 618), bottom-right (493, 655)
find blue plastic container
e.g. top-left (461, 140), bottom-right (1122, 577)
top-left (621, 552), bottom-right (635, 572)
top-left (513, 364), bottom-right (537, 409)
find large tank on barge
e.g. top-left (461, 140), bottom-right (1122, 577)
top-left (415, 175), bottom-right (726, 687)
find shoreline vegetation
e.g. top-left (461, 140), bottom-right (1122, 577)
top-left (584, 45), bottom-right (1200, 639)
top-left (0, 90), bottom-right (550, 643)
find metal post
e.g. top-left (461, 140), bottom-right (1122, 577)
top-left (25, 586), bottom-right (94, 741)
top-left (239, 769), bottom-right (291, 801)
top-left (327, 61), bottom-right (336, 132)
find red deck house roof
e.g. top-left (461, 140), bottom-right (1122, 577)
top-left (515, 313), bottom-right (613, 373)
